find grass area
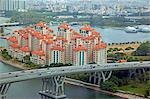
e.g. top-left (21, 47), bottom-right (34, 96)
top-left (117, 83), bottom-right (148, 95)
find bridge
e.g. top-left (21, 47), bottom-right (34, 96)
top-left (0, 22), bottom-right (23, 27)
top-left (0, 62), bottom-right (150, 99)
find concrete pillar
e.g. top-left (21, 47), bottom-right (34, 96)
top-left (0, 27), bottom-right (4, 34)
top-left (89, 71), bottom-right (112, 85)
top-left (0, 83), bottom-right (11, 99)
top-left (39, 76), bottom-right (66, 99)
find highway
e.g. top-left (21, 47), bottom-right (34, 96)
top-left (0, 61), bottom-right (150, 84)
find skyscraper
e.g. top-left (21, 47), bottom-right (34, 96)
top-left (0, 0), bottom-right (26, 11)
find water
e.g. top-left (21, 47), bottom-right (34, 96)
top-left (47, 25), bottom-right (150, 43)
top-left (0, 62), bottom-right (119, 99)
top-left (0, 17), bottom-right (10, 23)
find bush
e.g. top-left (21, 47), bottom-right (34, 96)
top-left (110, 76), bottom-right (121, 86)
top-left (135, 41), bottom-right (150, 56)
top-left (49, 63), bottom-right (72, 67)
top-left (1, 49), bottom-right (12, 60)
top-left (125, 47), bottom-right (134, 50)
top-left (101, 81), bottom-right (117, 92)
top-left (25, 61), bottom-right (40, 69)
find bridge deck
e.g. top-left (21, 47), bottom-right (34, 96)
top-left (0, 62), bottom-right (150, 84)
top-left (0, 22), bottom-right (22, 27)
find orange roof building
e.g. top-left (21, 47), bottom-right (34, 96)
top-left (7, 22), bottom-right (107, 65)
top-left (7, 36), bottom-right (18, 43)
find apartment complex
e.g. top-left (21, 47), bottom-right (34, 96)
top-left (0, 0), bottom-right (26, 11)
top-left (7, 22), bottom-right (107, 66)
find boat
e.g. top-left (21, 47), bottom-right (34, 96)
top-left (124, 26), bottom-right (138, 33)
top-left (137, 25), bottom-right (150, 33)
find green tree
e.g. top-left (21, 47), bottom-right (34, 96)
top-left (101, 81), bottom-right (117, 92)
top-left (125, 47), bottom-right (134, 50)
top-left (23, 55), bottom-right (30, 63)
top-left (135, 41), bottom-right (150, 56)
top-left (1, 49), bottom-right (12, 60)
top-left (110, 76), bottom-right (121, 86)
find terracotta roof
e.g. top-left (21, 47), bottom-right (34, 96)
top-left (117, 60), bottom-right (127, 63)
top-left (83, 35), bottom-right (95, 40)
top-left (55, 37), bottom-right (68, 42)
top-left (35, 22), bottom-right (46, 28)
top-left (50, 44), bottom-right (64, 51)
top-left (32, 50), bottom-right (45, 56)
top-left (10, 43), bottom-right (20, 49)
top-left (31, 31), bottom-right (44, 39)
top-left (58, 23), bottom-right (71, 30)
top-left (71, 35), bottom-right (83, 40)
top-left (7, 36), bottom-right (18, 42)
top-left (93, 42), bottom-right (107, 50)
top-left (43, 34), bottom-right (53, 39)
top-left (80, 25), bottom-right (94, 31)
top-left (46, 26), bottom-right (53, 32)
top-left (72, 30), bottom-right (81, 36)
top-left (20, 46), bottom-right (30, 52)
top-left (21, 33), bottom-right (28, 39)
top-left (73, 45), bottom-right (87, 52)
top-left (92, 31), bottom-right (100, 36)
top-left (43, 39), bottom-right (53, 44)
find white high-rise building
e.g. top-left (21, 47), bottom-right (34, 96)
top-left (0, 0), bottom-right (26, 11)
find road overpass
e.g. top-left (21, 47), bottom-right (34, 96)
top-left (0, 22), bottom-right (23, 27)
top-left (0, 61), bottom-right (150, 99)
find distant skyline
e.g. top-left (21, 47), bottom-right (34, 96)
top-left (32, 0), bottom-right (150, 6)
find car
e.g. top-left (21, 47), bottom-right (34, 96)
top-left (92, 66), bottom-right (96, 68)
top-left (21, 71), bottom-right (25, 73)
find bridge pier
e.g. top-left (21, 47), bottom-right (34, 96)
top-left (129, 68), bottom-right (146, 78)
top-left (39, 76), bottom-right (66, 99)
top-left (0, 27), bottom-right (4, 34)
top-left (0, 83), bottom-right (11, 99)
top-left (89, 71), bottom-right (112, 85)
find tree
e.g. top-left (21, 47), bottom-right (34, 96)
top-left (125, 47), bottom-right (134, 50)
top-left (101, 81), bottom-right (117, 92)
top-left (110, 76), bottom-right (121, 86)
top-left (1, 49), bottom-right (12, 60)
top-left (23, 55), bottom-right (30, 63)
top-left (135, 41), bottom-right (150, 56)
top-left (114, 52), bottom-right (126, 60)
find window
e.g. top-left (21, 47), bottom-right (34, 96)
top-left (82, 52), bottom-right (84, 65)
top-left (53, 51), bottom-right (55, 63)
top-left (79, 52), bottom-right (82, 65)
top-left (57, 51), bottom-right (59, 63)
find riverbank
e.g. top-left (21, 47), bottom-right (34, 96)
top-left (0, 55), bottom-right (28, 70)
top-left (65, 78), bottom-right (148, 99)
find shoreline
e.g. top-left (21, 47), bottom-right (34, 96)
top-left (0, 55), bottom-right (148, 99)
top-left (0, 55), bottom-right (28, 70)
top-left (65, 78), bottom-right (147, 99)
